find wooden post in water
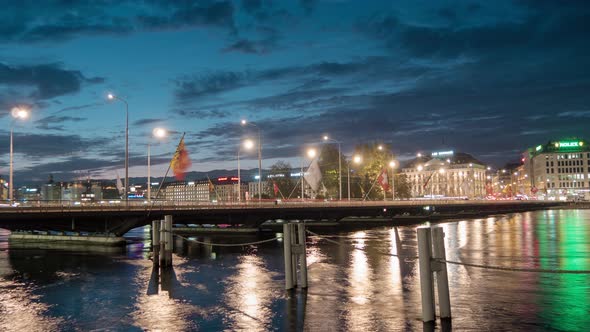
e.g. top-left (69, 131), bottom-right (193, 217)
top-left (159, 219), bottom-right (166, 267)
top-left (152, 220), bottom-right (160, 267)
top-left (283, 223), bottom-right (294, 290)
top-left (164, 215), bottom-right (173, 267)
top-left (417, 226), bottom-right (435, 322)
top-left (432, 226), bottom-right (451, 319)
top-left (290, 223), bottom-right (298, 287)
top-left (297, 223), bottom-right (308, 288)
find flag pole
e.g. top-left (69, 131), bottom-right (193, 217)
top-left (147, 132), bottom-right (186, 217)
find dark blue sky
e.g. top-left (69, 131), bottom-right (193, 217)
top-left (1, 0), bottom-right (589, 182)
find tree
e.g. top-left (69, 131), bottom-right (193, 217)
top-left (318, 144), bottom-right (345, 199)
top-left (351, 142), bottom-right (396, 200)
top-left (394, 173), bottom-right (411, 199)
top-left (266, 161), bottom-right (295, 199)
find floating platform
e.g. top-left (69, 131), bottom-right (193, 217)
top-left (9, 232), bottom-right (126, 246)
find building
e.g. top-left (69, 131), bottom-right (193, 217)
top-left (212, 176), bottom-right (248, 202)
top-left (161, 180), bottom-right (211, 202)
top-left (401, 150), bottom-right (487, 198)
top-left (524, 138), bottom-right (590, 200)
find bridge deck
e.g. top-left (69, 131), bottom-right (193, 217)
top-left (0, 200), bottom-right (567, 236)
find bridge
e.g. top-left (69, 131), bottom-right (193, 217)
top-left (0, 200), bottom-right (566, 236)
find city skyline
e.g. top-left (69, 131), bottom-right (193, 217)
top-left (1, 1), bottom-right (589, 183)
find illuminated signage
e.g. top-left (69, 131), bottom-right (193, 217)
top-left (217, 177), bottom-right (239, 182)
top-left (535, 145), bottom-right (542, 151)
top-left (431, 150), bottom-right (454, 157)
top-left (557, 141), bottom-right (583, 148)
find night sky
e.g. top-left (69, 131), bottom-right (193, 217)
top-left (1, 0), bottom-right (589, 183)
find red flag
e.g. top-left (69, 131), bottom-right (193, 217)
top-left (378, 168), bottom-right (390, 192)
top-left (273, 181), bottom-right (279, 196)
top-left (170, 136), bottom-right (191, 180)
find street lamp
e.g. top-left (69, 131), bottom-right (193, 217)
top-left (9, 106), bottom-right (30, 203)
top-left (238, 139), bottom-right (254, 203)
top-left (240, 119), bottom-right (262, 201)
top-left (147, 127), bottom-right (168, 203)
top-left (322, 135), bottom-right (342, 200)
top-left (301, 148), bottom-right (317, 200)
top-left (107, 93), bottom-right (129, 207)
top-left (389, 160), bottom-right (397, 200)
top-left (347, 154), bottom-right (362, 200)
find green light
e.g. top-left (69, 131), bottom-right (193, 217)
top-left (559, 141), bottom-right (580, 148)
top-left (536, 145), bottom-right (542, 151)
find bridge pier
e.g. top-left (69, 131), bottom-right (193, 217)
top-left (283, 222), bottom-right (308, 290)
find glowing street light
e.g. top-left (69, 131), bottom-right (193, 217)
top-left (347, 154), bottom-right (363, 201)
top-left (322, 135), bottom-right (342, 200)
top-left (353, 155), bottom-right (362, 164)
top-left (307, 148), bottom-right (317, 159)
top-left (238, 139), bottom-right (255, 203)
top-left (147, 127), bottom-right (168, 203)
top-left (240, 119), bottom-right (262, 201)
top-left (389, 160), bottom-right (397, 200)
top-left (107, 93), bottom-right (129, 206)
top-left (9, 106), bottom-right (30, 203)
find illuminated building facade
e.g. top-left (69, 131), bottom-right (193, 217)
top-left (526, 139), bottom-right (590, 199)
top-left (161, 180), bottom-right (211, 202)
top-left (401, 150), bottom-right (487, 198)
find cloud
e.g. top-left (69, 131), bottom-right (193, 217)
top-left (133, 118), bottom-right (166, 126)
top-left (0, 1), bottom-right (237, 43)
top-left (0, 63), bottom-right (104, 109)
top-left (3, 132), bottom-right (110, 158)
top-left (35, 115), bottom-right (86, 131)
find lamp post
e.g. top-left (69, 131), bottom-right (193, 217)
top-left (322, 135), bottom-right (342, 201)
top-left (9, 107), bottom-right (30, 203)
top-left (389, 160), bottom-right (397, 200)
top-left (301, 148), bottom-right (317, 200)
top-left (238, 139), bottom-right (254, 203)
top-left (241, 120), bottom-right (262, 201)
top-left (107, 93), bottom-right (129, 207)
top-left (147, 127), bottom-right (168, 203)
top-left (348, 154), bottom-right (362, 201)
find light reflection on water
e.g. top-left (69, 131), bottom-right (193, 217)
top-left (0, 210), bottom-right (588, 331)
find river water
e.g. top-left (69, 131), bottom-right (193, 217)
top-left (0, 209), bottom-right (589, 331)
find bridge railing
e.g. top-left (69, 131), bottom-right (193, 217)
top-left (0, 198), bottom-right (563, 214)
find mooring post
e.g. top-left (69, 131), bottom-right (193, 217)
top-left (417, 226), bottom-right (435, 322)
top-left (297, 223), bottom-right (308, 288)
top-left (152, 220), bottom-right (160, 267)
top-left (283, 223), bottom-right (294, 290)
top-left (291, 223), bottom-right (298, 287)
top-left (159, 219), bottom-right (166, 267)
top-left (164, 215), bottom-right (173, 267)
top-left (432, 226), bottom-right (451, 319)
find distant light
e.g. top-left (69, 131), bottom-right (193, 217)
top-left (389, 160), bottom-right (396, 168)
top-left (487, 166), bottom-right (491, 170)
top-left (417, 153), bottom-right (422, 158)
top-left (439, 168), bottom-right (445, 174)
top-left (243, 139), bottom-right (254, 150)
top-left (469, 163), bottom-right (473, 167)
top-left (323, 135), bottom-right (329, 141)
top-left (417, 165), bottom-right (423, 171)
top-left (153, 127), bottom-right (167, 138)
top-left (107, 93), bottom-right (115, 100)
top-left (353, 155), bottom-right (362, 164)
top-left (378, 145), bottom-right (383, 151)
top-left (11, 107), bottom-right (30, 119)
top-left (240, 119), bottom-right (247, 125)
top-left (307, 148), bottom-right (317, 158)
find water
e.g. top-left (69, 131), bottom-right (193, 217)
top-left (1, 209), bottom-right (589, 331)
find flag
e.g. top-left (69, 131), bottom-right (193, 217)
top-left (304, 157), bottom-right (322, 192)
top-left (378, 168), bottom-right (390, 192)
top-left (116, 171), bottom-right (124, 195)
top-left (170, 136), bottom-right (192, 180)
top-left (273, 181), bottom-right (279, 196)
